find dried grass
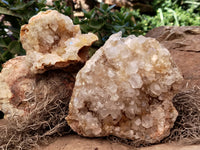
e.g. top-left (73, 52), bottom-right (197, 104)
top-left (163, 86), bottom-right (200, 145)
top-left (0, 70), bottom-right (75, 150)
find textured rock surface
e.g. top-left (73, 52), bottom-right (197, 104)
top-left (20, 10), bottom-right (98, 73)
top-left (67, 32), bottom-right (183, 143)
top-left (0, 56), bottom-right (75, 119)
top-left (146, 26), bottom-right (200, 89)
top-left (103, 0), bottom-right (153, 13)
top-left (0, 56), bottom-right (35, 118)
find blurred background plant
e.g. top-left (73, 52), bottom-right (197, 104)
top-left (74, 3), bottom-right (139, 55)
top-left (135, 0), bottom-right (200, 33)
top-left (0, 0), bottom-right (199, 70)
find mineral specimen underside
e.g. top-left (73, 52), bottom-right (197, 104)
top-left (67, 32), bottom-right (183, 143)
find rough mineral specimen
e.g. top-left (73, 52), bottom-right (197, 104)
top-left (66, 32), bottom-right (183, 143)
top-left (0, 56), bottom-right (35, 118)
top-left (20, 10), bottom-right (98, 73)
top-left (0, 56), bottom-right (75, 119)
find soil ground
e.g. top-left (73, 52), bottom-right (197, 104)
top-left (1, 116), bottom-right (200, 150)
top-left (37, 134), bottom-right (200, 150)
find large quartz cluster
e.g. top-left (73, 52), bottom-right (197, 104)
top-left (20, 10), bottom-right (98, 73)
top-left (67, 32), bottom-right (183, 143)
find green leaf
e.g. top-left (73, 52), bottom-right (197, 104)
top-left (0, 39), bottom-right (8, 48)
top-left (158, 8), bottom-right (164, 26)
top-left (124, 12), bottom-right (132, 22)
top-left (116, 13), bottom-right (124, 20)
top-left (64, 6), bottom-right (72, 16)
top-left (96, 7), bottom-right (105, 14)
top-left (8, 41), bottom-right (21, 55)
top-left (1, 50), bottom-right (13, 62)
top-left (73, 16), bottom-right (80, 24)
top-left (90, 9), bottom-right (95, 19)
top-left (1, 0), bottom-right (10, 6)
top-left (80, 24), bottom-right (90, 33)
top-left (83, 9), bottom-right (91, 18)
top-left (0, 7), bottom-right (22, 18)
top-left (88, 19), bottom-right (105, 30)
top-left (100, 3), bottom-right (109, 11)
top-left (112, 25), bottom-right (126, 32)
top-left (38, 0), bottom-right (46, 3)
top-left (53, 1), bottom-right (60, 8)
top-left (10, 0), bottom-right (35, 11)
top-left (112, 14), bottom-right (121, 21)
top-left (107, 4), bottom-right (116, 11)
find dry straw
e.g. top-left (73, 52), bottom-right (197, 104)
top-left (0, 70), bottom-right (75, 150)
top-left (163, 86), bottom-right (200, 144)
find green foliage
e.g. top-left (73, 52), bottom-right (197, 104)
top-left (44, 0), bottom-right (72, 16)
top-left (0, 0), bottom-right (199, 70)
top-left (74, 3), bottom-right (138, 48)
top-left (135, 0), bottom-right (200, 34)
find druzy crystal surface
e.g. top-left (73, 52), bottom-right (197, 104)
top-left (20, 10), bottom-right (98, 73)
top-left (67, 32), bottom-right (183, 143)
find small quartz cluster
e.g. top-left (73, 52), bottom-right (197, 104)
top-left (67, 32), bottom-right (183, 143)
top-left (20, 10), bottom-right (98, 73)
top-left (0, 10), bottom-right (97, 118)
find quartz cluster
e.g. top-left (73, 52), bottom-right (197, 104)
top-left (0, 10), bottom-right (97, 118)
top-left (20, 10), bottom-right (98, 73)
top-left (66, 32), bottom-right (183, 143)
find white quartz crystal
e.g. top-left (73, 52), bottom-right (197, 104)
top-left (66, 32), bottom-right (183, 143)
